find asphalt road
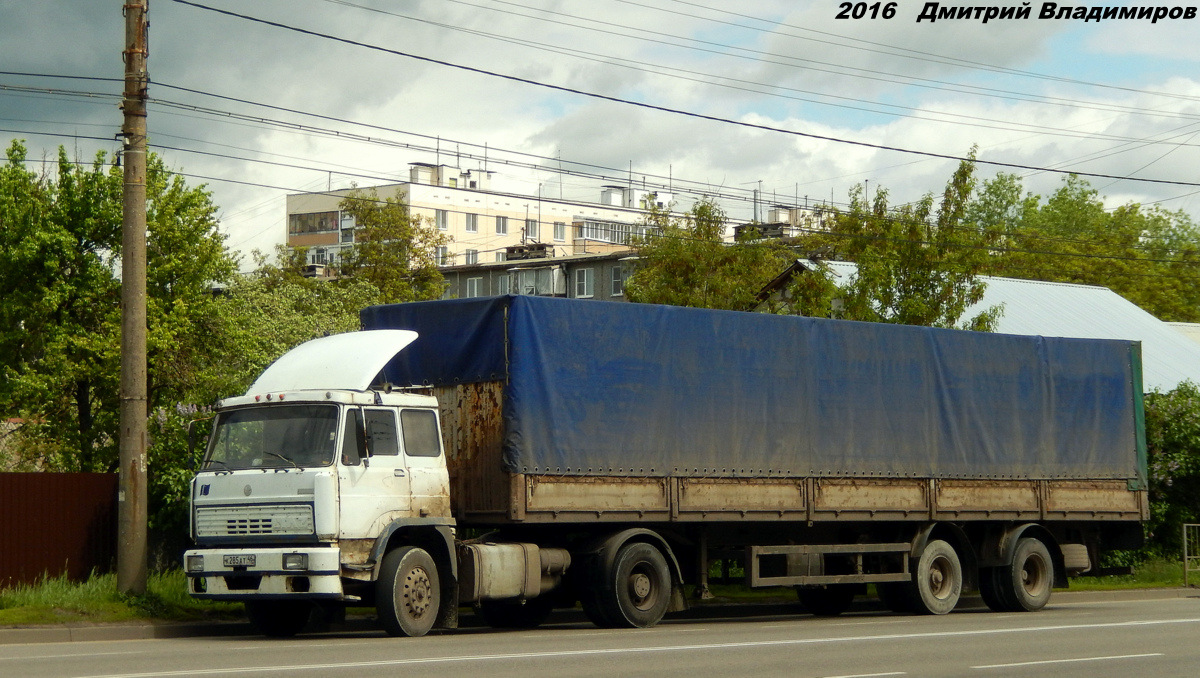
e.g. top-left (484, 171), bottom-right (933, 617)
top-left (4, 594), bottom-right (1199, 678)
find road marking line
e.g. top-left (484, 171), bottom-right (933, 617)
top-left (0, 651), bottom-right (144, 662)
top-left (824, 672), bottom-right (906, 678)
top-left (73, 617), bottom-right (1200, 678)
top-left (972, 652), bottom-right (1163, 669)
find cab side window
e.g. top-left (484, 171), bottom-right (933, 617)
top-left (341, 408), bottom-right (364, 465)
top-left (401, 409), bottom-right (441, 457)
top-left (365, 409), bottom-right (399, 456)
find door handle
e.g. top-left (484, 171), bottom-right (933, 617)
top-left (394, 468), bottom-right (406, 477)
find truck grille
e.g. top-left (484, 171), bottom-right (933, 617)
top-left (195, 504), bottom-right (315, 538)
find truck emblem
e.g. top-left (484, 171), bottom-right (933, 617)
top-left (243, 485), bottom-right (252, 496)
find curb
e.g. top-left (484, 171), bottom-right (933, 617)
top-left (1, 587), bottom-right (1195, 645)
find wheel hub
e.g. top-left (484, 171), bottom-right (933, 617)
top-left (404, 567), bottom-right (432, 617)
top-left (632, 573), bottom-right (652, 599)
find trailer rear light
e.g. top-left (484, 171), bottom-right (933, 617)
top-left (282, 553), bottom-right (308, 571)
top-left (186, 555), bottom-right (204, 573)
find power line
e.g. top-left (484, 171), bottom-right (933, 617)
top-left (166, 0), bottom-right (1200, 189)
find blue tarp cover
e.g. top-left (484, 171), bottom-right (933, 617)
top-left (363, 296), bottom-right (1142, 481)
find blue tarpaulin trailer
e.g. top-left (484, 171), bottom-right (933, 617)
top-left (362, 295), bottom-right (1146, 486)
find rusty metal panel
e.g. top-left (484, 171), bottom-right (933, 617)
top-left (525, 476), bottom-right (669, 513)
top-left (1045, 480), bottom-right (1141, 515)
top-left (434, 382), bottom-right (509, 517)
top-left (937, 480), bottom-right (1040, 512)
top-left (812, 478), bottom-right (928, 514)
top-left (0, 473), bottom-right (117, 587)
top-left (678, 478), bottom-right (805, 513)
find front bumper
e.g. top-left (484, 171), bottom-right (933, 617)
top-left (184, 546), bottom-right (344, 600)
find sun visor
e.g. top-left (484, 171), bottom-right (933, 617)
top-left (247, 330), bottom-right (418, 395)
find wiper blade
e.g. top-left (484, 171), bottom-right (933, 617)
top-left (263, 450), bottom-right (301, 469)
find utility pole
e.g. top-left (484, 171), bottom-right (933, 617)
top-left (118, 0), bottom-right (149, 595)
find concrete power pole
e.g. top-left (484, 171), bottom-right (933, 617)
top-left (118, 0), bottom-right (149, 595)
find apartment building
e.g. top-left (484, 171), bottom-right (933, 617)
top-left (285, 162), bottom-right (673, 271)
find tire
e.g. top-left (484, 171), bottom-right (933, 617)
top-left (913, 539), bottom-right (962, 615)
top-left (877, 582), bottom-right (916, 614)
top-left (476, 595), bottom-right (556, 629)
top-left (600, 542), bottom-right (673, 628)
top-left (376, 546), bottom-right (440, 637)
top-left (978, 567), bottom-right (1013, 612)
top-left (796, 586), bottom-right (856, 616)
top-left (998, 538), bottom-right (1053, 612)
top-left (245, 600), bottom-right (313, 637)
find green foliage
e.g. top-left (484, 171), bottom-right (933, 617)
top-left (0, 141), bottom-right (236, 472)
top-left (1143, 381), bottom-right (1200, 557)
top-left (980, 173), bottom-right (1200, 322)
top-left (338, 188), bottom-right (449, 304)
top-left (789, 155), bottom-right (1004, 330)
top-left (625, 199), bottom-right (791, 310)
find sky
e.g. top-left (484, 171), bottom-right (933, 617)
top-left (2, 0), bottom-right (1198, 269)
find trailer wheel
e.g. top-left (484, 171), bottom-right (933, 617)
top-left (245, 600), bottom-right (312, 637)
top-left (476, 596), bottom-right (556, 629)
top-left (602, 542), bottom-right (672, 628)
top-left (913, 539), bottom-right (961, 615)
top-left (377, 546), bottom-right (440, 637)
top-left (978, 567), bottom-right (1011, 612)
top-left (796, 585), bottom-right (856, 616)
top-left (998, 538), bottom-right (1053, 612)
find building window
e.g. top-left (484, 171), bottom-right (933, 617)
top-left (611, 265), bottom-right (626, 297)
top-left (526, 219), bottom-right (539, 241)
top-left (497, 274), bottom-right (510, 294)
top-left (435, 209), bottom-right (448, 231)
top-left (465, 249), bottom-right (478, 265)
top-left (465, 213), bottom-right (478, 233)
top-left (575, 268), bottom-right (594, 298)
top-left (288, 211), bottom-right (339, 235)
top-left (495, 252), bottom-right (506, 262)
top-left (465, 277), bottom-right (482, 298)
top-left (554, 221), bottom-right (566, 241)
top-left (435, 246), bottom-right (449, 266)
top-left (496, 215), bottom-right (508, 235)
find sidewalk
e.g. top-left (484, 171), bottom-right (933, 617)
top-left (1, 587), bottom-right (1195, 645)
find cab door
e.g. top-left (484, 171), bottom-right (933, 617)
top-left (337, 407), bottom-right (412, 539)
top-left (399, 408), bottom-right (452, 519)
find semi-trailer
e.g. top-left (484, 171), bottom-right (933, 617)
top-left (184, 295), bottom-right (1147, 636)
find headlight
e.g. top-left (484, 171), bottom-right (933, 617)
top-left (282, 553), bottom-right (308, 571)
top-left (186, 555), bottom-right (204, 573)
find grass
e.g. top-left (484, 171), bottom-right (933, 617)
top-left (1064, 557), bottom-right (1186, 591)
top-left (0, 571), bottom-right (242, 626)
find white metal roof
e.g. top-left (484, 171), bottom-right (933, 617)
top-left (247, 330), bottom-right (417, 395)
top-left (1167, 322), bottom-right (1200, 348)
top-left (823, 262), bottom-right (1200, 393)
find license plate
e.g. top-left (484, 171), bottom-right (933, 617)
top-left (223, 554), bottom-right (256, 567)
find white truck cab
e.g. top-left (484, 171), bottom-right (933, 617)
top-left (183, 331), bottom-right (456, 634)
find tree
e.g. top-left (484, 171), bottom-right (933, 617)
top-left (980, 173), bottom-right (1200, 322)
top-left (1143, 381), bottom-right (1200, 557)
top-left (338, 188), bottom-right (449, 304)
top-left (0, 140), bottom-right (237, 471)
top-left (625, 199), bottom-right (791, 310)
top-left (788, 155), bottom-right (1004, 331)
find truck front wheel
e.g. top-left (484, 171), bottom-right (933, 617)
top-left (602, 542), bottom-right (672, 628)
top-left (377, 546), bottom-right (441, 637)
top-left (913, 539), bottom-right (962, 615)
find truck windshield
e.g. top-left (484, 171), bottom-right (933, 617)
top-left (204, 404), bottom-right (339, 470)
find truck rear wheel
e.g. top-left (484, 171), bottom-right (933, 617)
top-left (601, 542), bottom-right (672, 628)
top-left (913, 539), bottom-right (961, 615)
top-left (998, 538), bottom-right (1053, 612)
top-left (796, 585), bottom-right (856, 616)
top-left (476, 596), bottom-right (556, 629)
top-left (377, 546), bottom-right (440, 637)
top-left (245, 600), bottom-right (312, 637)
